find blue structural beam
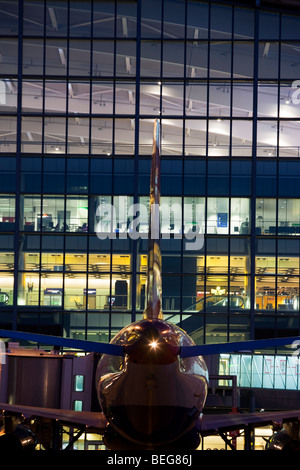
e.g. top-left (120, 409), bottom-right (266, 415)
top-left (0, 329), bottom-right (124, 356)
top-left (180, 336), bottom-right (300, 357)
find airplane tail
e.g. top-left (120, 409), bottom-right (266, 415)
top-left (143, 119), bottom-right (163, 321)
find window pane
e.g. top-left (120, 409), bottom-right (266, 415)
top-left (140, 41), bottom-right (161, 77)
top-left (185, 119), bottom-right (207, 156)
top-left (186, 42), bottom-right (208, 79)
top-left (277, 276), bottom-right (299, 312)
top-left (73, 401), bottom-right (83, 411)
top-left (116, 40), bottom-right (136, 77)
top-left (44, 117), bottom-right (66, 154)
top-left (206, 276), bottom-right (228, 312)
top-left (22, 196), bottom-right (40, 232)
top-left (278, 199), bottom-right (300, 234)
top-left (232, 82), bottom-right (253, 117)
top-left (116, 0), bottom-right (137, 38)
top-left (258, 42), bottom-right (279, 79)
top-left (186, 1), bottom-right (208, 39)
top-left (0, 0), bottom-right (18, 35)
top-left (69, 40), bottom-right (90, 76)
top-left (185, 82), bottom-right (207, 117)
top-left (184, 197), bottom-right (205, 237)
top-left (74, 375), bottom-right (84, 392)
top-left (208, 119), bottom-right (230, 156)
top-left (23, 0), bottom-right (45, 36)
top-left (92, 40), bottom-right (114, 76)
top-left (93, 0), bottom-right (115, 38)
top-left (115, 118), bottom-right (135, 155)
top-left (46, 1), bottom-right (68, 37)
top-left (230, 198), bottom-right (250, 234)
top-left (1, 116), bottom-right (17, 153)
top-left (163, 0), bottom-right (185, 39)
top-left (41, 196), bottom-right (65, 231)
top-left (234, 7), bottom-right (254, 39)
top-left (162, 82), bottom-right (184, 116)
top-left (67, 117), bottom-right (90, 155)
top-left (210, 42), bottom-right (232, 79)
top-left (255, 198), bottom-right (276, 235)
top-left (255, 276), bottom-right (275, 311)
top-left (233, 43), bottom-right (254, 79)
top-left (115, 82), bottom-right (136, 115)
top-left (279, 121), bottom-right (300, 158)
top-left (209, 82), bottom-right (230, 117)
top-left (141, 0), bottom-right (162, 38)
top-left (163, 41), bottom-right (184, 78)
top-left (210, 4), bottom-right (232, 39)
top-left (232, 120), bottom-right (252, 157)
top-left (207, 198), bottom-right (229, 234)
top-left (91, 81), bottom-right (113, 114)
top-left (229, 276), bottom-right (250, 311)
top-left (44, 80), bottom-right (66, 114)
top-left (230, 237), bottom-right (250, 274)
top-left (161, 119), bottom-right (183, 156)
top-left (45, 39), bottom-right (67, 76)
top-left (66, 197), bottom-right (88, 232)
top-left (257, 120), bottom-right (277, 157)
top-left (70, 1), bottom-right (91, 37)
top-left (91, 118), bottom-right (113, 155)
top-left (257, 82), bottom-right (278, 118)
top-left (281, 43), bottom-right (300, 80)
top-left (68, 81), bottom-right (90, 114)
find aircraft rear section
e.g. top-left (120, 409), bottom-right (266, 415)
top-left (97, 319), bottom-right (209, 449)
top-left (103, 406), bottom-right (203, 450)
top-left (99, 362), bottom-right (208, 449)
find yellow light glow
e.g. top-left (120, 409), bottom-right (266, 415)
top-left (149, 340), bottom-right (158, 349)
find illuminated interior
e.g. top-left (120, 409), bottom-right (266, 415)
top-left (0, 0), bottom-right (299, 350)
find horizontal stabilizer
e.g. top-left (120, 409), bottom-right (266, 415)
top-left (180, 336), bottom-right (300, 357)
top-left (0, 329), bottom-right (124, 356)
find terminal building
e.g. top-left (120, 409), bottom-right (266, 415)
top-left (1, 0), bottom-right (300, 428)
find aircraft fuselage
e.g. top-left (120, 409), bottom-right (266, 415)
top-left (96, 319), bottom-right (209, 449)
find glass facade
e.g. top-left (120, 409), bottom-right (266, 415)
top-left (220, 353), bottom-right (300, 391)
top-left (1, 0), bottom-right (300, 351)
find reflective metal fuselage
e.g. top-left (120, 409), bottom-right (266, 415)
top-left (96, 319), bottom-right (208, 447)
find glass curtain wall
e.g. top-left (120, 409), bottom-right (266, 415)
top-left (0, 0), bottom-right (300, 348)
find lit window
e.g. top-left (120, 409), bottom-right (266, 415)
top-left (74, 375), bottom-right (84, 392)
top-left (73, 400), bottom-right (83, 411)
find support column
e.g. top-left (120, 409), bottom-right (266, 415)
top-left (244, 425), bottom-right (255, 450)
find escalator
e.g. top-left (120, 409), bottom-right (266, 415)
top-left (165, 295), bottom-right (246, 338)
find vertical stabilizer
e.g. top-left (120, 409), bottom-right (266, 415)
top-left (144, 119), bottom-right (163, 320)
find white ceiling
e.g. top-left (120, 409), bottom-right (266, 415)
top-left (0, 2), bottom-right (300, 157)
